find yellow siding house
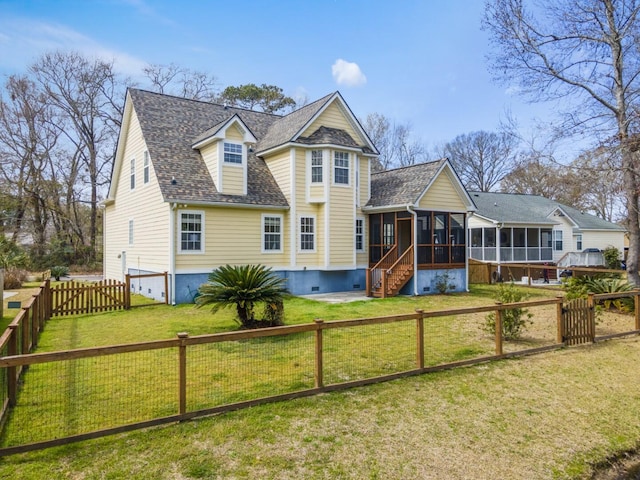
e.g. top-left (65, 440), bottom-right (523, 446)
top-left (104, 89), bottom-right (475, 303)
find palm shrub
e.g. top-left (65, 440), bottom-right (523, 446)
top-left (584, 276), bottom-right (634, 312)
top-left (484, 282), bottom-right (533, 340)
top-left (196, 264), bottom-right (288, 329)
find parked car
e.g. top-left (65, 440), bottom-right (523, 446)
top-left (559, 269), bottom-right (573, 278)
top-left (582, 248), bottom-right (601, 253)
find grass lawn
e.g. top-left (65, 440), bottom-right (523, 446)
top-left (1, 283), bottom-right (639, 479)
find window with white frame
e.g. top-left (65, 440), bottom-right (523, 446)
top-left (128, 219), bottom-right (134, 245)
top-left (553, 230), bottom-right (563, 251)
top-left (223, 142), bottom-right (242, 164)
top-left (311, 150), bottom-right (323, 183)
top-left (355, 218), bottom-right (364, 251)
top-left (262, 215), bottom-right (282, 252)
top-left (130, 158), bottom-right (136, 190)
top-left (576, 234), bottom-right (583, 251)
top-left (143, 151), bottom-right (150, 184)
top-left (334, 151), bottom-right (349, 185)
top-left (180, 212), bottom-right (203, 252)
top-left (300, 216), bottom-right (315, 251)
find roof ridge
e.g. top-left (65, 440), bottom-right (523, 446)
top-left (129, 88), bottom-right (283, 119)
top-left (372, 158), bottom-right (446, 176)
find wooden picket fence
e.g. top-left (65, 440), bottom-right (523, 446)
top-left (50, 279), bottom-right (130, 317)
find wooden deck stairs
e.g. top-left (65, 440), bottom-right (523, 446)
top-left (367, 245), bottom-right (414, 298)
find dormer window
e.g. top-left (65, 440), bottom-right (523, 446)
top-left (224, 142), bottom-right (242, 164)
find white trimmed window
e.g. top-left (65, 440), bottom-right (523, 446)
top-left (355, 218), bottom-right (364, 252)
top-left (300, 216), bottom-right (315, 252)
top-left (130, 158), bottom-right (136, 190)
top-left (223, 142), bottom-right (242, 164)
top-left (311, 150), bottom-right (323, 183)
top-left (553, 230), bottom-right (563, 251)
top-left (143, 151), bottom-right (150, 184)
top-left (576, 234), bottom-right (583, 251)
top-left (128, 219), bottom-right (134, 245)
top-left (180, 211), bottom-right (204, 253)
top-left (262, 215), bottom-right (283, 252)
top-left (334, 151), bottom-right (349, 185)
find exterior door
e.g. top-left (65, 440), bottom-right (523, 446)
top-left (397, 218), bottom-right (413, 254)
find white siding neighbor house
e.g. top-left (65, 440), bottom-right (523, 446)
top-left (467, 191), bottom-right (626, 267)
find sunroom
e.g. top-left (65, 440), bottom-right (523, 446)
top-left (469, 225), bottom-right (554, 263)
top-left (364, 159), bottom-right (476, 298)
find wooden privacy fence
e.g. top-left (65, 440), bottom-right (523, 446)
top-left (1, 291), bottom-right (639, 456)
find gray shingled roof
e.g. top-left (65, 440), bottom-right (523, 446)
top-left (470, 191), bottom-right (625, 231)
top-left (256, 93), bottom-right (334, 153)
top-left (127, 89), bottom-right (379, 207)
top-left (367, 160), bottom-right (445, 207)
top-left (130, 89), bottom-right (288, 206)
top-left (297, 126), bottom-right (359, 147)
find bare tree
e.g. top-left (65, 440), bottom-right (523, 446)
top-left (442, 131), bottom-right (518, 191)
top-left (143, 63), bottom-right (219, 102)
top-left (30, 51), bottom-right (123, 263)
top-left (362, 113), bottom-right (429, 170)
top-left (484, 0), bottom-right (640, 285)
top-left (0, 75), bottom-right (63, 260)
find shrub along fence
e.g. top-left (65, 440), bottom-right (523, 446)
top-left (0, 291), bottom-right (639, 455)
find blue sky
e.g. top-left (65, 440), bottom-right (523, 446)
top-left (0, 0), bottom-right (558, 152)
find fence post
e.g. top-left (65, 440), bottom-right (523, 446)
top-left (7, 325), bottom-right (17, 407)
top-left (44, 279), bottom-right (51, 319)
top-left (125, 274), bottom-right (131, 310)
top-left (415, 309), bottom-right (425, 370)
top-left (635, 291), bottom-right (640, 332)
top-left (31, 296), bottom-right (39, 348)
top-left (587, 292), bottom-right (596, 342)
top-left (314, 319), bottom-right (324, 389)
top-left (177, 332), bottom-right (188, 415)
top-left (494, 301), bottom-right (503, 355)
top-left (365, 268), bottom-right (371, 297)
top-left (556, 295), bottom-right (564, 345)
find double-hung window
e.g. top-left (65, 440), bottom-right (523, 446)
top-left (130, 158), bottom-right (136, 190)
top-left (180, 212), bottom-right (203, 253)
top-left (334, 151), bottom-right (349, 185)
top-left (300, 216), bottom-right (315, 251)
top-left (143, 151), bottom-right (150, 184)
top-left (311, 150), bottom-right (323, 183)
top-left (224, 142), bottom-right (242, 164)
top-left (355, 218), bottom-right (364, 251)
top-left (553, 230), bottom-right (563, 251)
top-left (263, 215), bottom-right (282, 252)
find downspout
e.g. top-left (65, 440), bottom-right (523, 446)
top-left (407, 205), bottom-right (419, 296)
top-left (169, 203), bottom-right (177, 305)
top-left (465, 212), bottom-right (471, 292)
top-left (496, 222), bottom-right (503, 281)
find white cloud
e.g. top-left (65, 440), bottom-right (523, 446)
top-left (331, 59), bottom-right (367, 87)
top-left (0, 17), bottom-right (147, 77)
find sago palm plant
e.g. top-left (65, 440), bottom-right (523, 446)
top-left (196, 264), bottom-right (287, 328)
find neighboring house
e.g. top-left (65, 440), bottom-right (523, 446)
top-left (467, 192), bottom-right (626, 266)
top-left (103, 89), bottom-right (474, 304)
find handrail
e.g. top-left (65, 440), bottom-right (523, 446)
top-left (368, 246), bottom-right (398, 296)
top-left (371, 245), bottom-right (398, 272)
top-left (383, 246), bottom-right (414, 297)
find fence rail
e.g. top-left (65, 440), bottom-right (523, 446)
top-left (0, 290), bottom-right (638, 456)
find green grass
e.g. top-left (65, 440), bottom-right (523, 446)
top-left (5, 283), bottom-right (639, 478)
